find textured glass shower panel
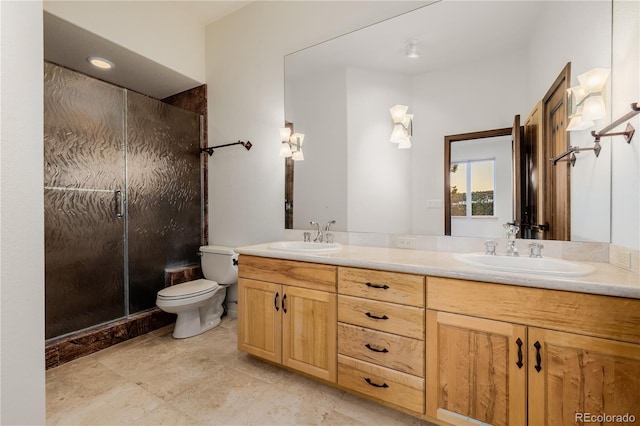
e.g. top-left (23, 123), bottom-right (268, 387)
top-left (44, 190), bottom-right (125, 339)
top-left (126, 91), bottom-right (202, 313)
top-left (44, 62), bottom-right (125, 339)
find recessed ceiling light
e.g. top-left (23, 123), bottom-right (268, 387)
top-left (86, 56), bottom-right (115, 69)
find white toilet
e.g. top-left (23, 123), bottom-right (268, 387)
top-left (156, 245), bottom-right (238, 338)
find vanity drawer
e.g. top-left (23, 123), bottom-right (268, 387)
top-left (238, 255), bottom-right (336, 292)
top-left (338, 354), bottom-right (425, 414)
top-left (338, 295), bottom-right (424, 339)
top-left (338, 267), bottom-right (424, 307)
top-left (338, 323), bottom-right (424, 376)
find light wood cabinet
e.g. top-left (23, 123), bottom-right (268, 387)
top-left (426, 310), bottom-right (526, 426)
top-left (427, 277), bottom-right (640, 426)
top-left (528, 327), bottom-right (640, 426)
top-left (237, 256), bottom-right (640, 425)
top-left (337, 267), bottom-right (426, 414)
top-left (237, 256), bottom-right (337, 382)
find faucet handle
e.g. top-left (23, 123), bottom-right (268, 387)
top-left (529, 242), bottom-right (544, 258)
top-left (325, 232), bottom-right (334, 244)
top-left (303, 232), bottom-right (311, 242)
top-left (484, 240), bottom-right (497, 255)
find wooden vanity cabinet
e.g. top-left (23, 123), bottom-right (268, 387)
top-left (427, 277), bottom-right (640, 426)
top-left (337, 267), bottom-right (426, 414)
top-left (237, 255), bottom-right (337, 382)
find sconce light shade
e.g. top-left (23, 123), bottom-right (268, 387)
top-left (279, 127), bottom-right (292, 142)
top-left (390, 105), bottom-right (409, 123)
top-left (397, 137), bottom-right (412, 149)
top-left (567, 115), bottom-right (595, 132)
top-left (389, 105), bottom-right (413, 148)
top-left (577, 68), bottom-right (610, 93)
top-left (581, 95), bottom-right (606, 121)
top-left (279, 142), bottom-right (293, 157)
top-left (279, 127), bottom-right (304, 160)
top-left (389, 124), bottom-right (407, 143)
top-left (566, 68), bottom-right (610, 131)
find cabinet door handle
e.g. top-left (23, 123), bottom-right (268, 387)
top-left (366, 282), bottom-right (389, 290)
top-left (365, 312), bottom-right (389, 320)
top-left (274, 292), bottom-right (279, 312)
top-left (282, 294), bottom-right (287, 314)
top-left (516, 337), bottom-right (523, 369)
top-left (534, 341), bottom-right (542, 372)
top-left (365, 343), bottom-right (389, 353)
top-left (364, 378), bottom-right (389, 388)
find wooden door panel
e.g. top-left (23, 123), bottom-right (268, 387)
top-left (282, 285), bottom-right (337, 382)
top-left (237, 278), bottom-right (282, 363)
top-left (529, 327), bottom-right (640, 426)
top-left (427, 310), bottom-right (526, 426)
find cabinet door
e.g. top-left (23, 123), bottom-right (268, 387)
top-left (426, 310), bottom-right (526, 426)
top-left (237, 278), bottom-right (282, 363)
top-left (282, 285), bottom-right (337, 382)
top-left (529, 327), bottom-right (640, 426)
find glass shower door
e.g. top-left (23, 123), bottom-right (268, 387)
top-left (44, 63), bottom-right (126, 339)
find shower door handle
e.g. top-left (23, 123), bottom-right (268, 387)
top-left (114, 189), bottom-right (123, 218)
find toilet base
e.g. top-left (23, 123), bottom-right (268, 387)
top-left (173, 312), bottom-right (221, 339)
top-left (169, 286), bottom-right (227, 339)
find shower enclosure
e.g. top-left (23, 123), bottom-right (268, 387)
top-left (44, 62), bottom-right (202, 340)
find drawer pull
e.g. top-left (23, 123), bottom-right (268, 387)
top-left (365, 343), bottom-right (389, 353)
top-left (366, 282), bottom-right (389, 290)
top-left (364, 378), bottom-right (389, 388)
top-left (365, 312), bottom-right (389, 320)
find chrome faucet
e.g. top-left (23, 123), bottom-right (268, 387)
top-left (324, 220), bottom-right (336, 244)
top-left (310, 221), bottom-right (322, 242)
top-left (503, 222), bottom-right (520, 257)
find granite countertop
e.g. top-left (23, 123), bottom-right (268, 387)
top-left (235, 243), bottom-right (640, 299)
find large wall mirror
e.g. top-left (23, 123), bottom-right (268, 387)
top-left (285, 0), bottom-right (615, 242)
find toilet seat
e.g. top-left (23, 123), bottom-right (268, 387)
top-left (157, 279), bottom-right (219, 301)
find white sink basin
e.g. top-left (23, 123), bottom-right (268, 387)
top-left (455, 253), bottom-right (595, 277)
top-left (268, 241), bottom-right (342, 253)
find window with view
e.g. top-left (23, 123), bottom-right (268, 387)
top-left (450, 159), bottom-right (495, 217)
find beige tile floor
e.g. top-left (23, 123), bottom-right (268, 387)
top-left (47, 317), bottom-right (436, 425)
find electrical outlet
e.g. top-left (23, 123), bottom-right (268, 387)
top-left (397, 237), bottom-right (416, 249)
top-left (613, 249), bottom-right (632, 270)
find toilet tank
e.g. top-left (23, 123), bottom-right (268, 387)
top-left (199, 245), bottom-right (238, 285)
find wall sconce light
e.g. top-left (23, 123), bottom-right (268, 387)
top-left (279, 127), bottom-right (305, 161)
top-left (566, 68), bottom-right (610, 131)
top-left (389, 104), bottom-right (413, 149)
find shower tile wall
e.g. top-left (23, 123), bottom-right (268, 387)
top-left (44, 62), bottom-right (203, 340)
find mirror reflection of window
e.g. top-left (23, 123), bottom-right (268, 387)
top-left (450, 160), bottom-right (495, 218)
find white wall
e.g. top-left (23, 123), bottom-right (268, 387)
top-left (346, 67), bottom-right (413, 234)
top-left (43, 0), bottom-right (206, 83)
top-left (205, 1), bottom-right (430, 246)
top-left (412, 49), bottom-right (529, 235)
top-left (288, 69), bottom-right (348, 231)
top-left (0, 1), bottom-right (46, 424)
top-left (611, 0), bottom-right (640, 251)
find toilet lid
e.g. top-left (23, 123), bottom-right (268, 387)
top-left (157, 279), bottom-right (219, 300)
